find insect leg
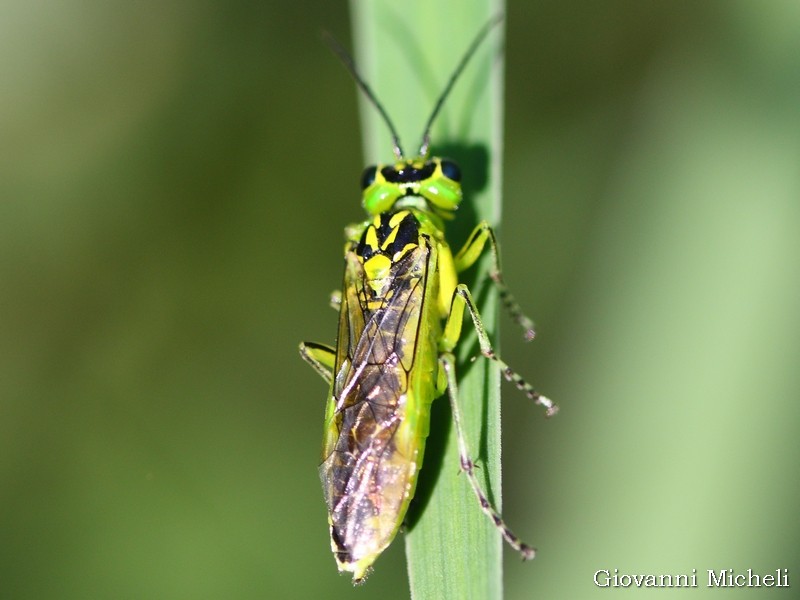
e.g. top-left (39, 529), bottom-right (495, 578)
top-left (439, 351), bottom-right (536, 560)
top-left (441, 284), bottom-right (558, 417)
top-left (299, 341), bottom-right (335, 385)
top-left (453, 220), bottom-right (536, 341)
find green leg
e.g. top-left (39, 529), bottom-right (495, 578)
top-left (439, 351), bottom-right (536, 560)
top-left (453, 220), bottom-right (537, 341)
top-left (441, 284), bottom-right (558, 417)
top-left (299, 341), bottom-right (336, 385)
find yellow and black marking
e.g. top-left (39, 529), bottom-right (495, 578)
top-left (356, 211), bottom-right (420, 306)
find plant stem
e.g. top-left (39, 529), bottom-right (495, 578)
top-left (350, 1), bottom-right (506, 598)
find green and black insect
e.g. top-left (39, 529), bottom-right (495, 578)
top-left (300, 17), bottom-right (557, 584)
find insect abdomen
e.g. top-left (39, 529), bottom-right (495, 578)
top-left (320, 210), bottom-right (442, 580)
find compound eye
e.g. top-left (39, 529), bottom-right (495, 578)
top-left (440, 159), bottom-right (461, 182)
top-left (361, 165), bottom-right (377, 189)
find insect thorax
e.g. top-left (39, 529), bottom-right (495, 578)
top-left (354, 210), bottom-right (423, 300)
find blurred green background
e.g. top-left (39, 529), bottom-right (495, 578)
top-left (2, 1), bottom-right (798, 599)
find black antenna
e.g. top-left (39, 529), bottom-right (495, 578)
top-left (323, 31), bottom-right (405, 160)
top-left (417, 14), bottom-right (503, 158)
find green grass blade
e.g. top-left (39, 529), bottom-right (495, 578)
top-left (350, 1), bottom-right (506, 598)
